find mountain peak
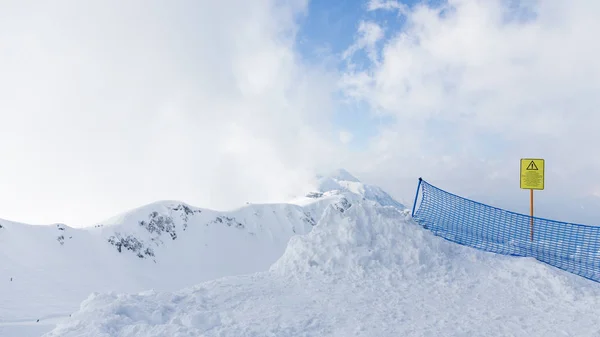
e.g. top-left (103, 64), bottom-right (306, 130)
top-left (309, 168), bottom-right (405, 211)
top-left (325, 168), bottom-right (361, 183)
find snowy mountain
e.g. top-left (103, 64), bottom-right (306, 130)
top-left (312, 168), bottom-right (405, 210)
top-left (10, 168), bottom-right (600, 337)
top-left (43, 186), bottom-right (600, 337)
top-left (0, 169), bottom-right (405, 336)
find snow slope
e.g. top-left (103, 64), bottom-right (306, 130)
top-left (312, 168), bottom-right (405, 210)
top-left (0, 170), bottom-right (398, 336)
top-left (44, 185), bottom-right (600, 336)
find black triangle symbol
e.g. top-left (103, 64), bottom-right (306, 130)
top-left (526, 161), bottom-right (538, 170)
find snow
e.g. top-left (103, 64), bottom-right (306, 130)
top-left (292, 168), bottom-right (405, 211)
top-left (0, 200), bottom-right (319, 332)
top-left (43, 197), bottom-right (600, 336)
top-left (4, 169), bottom-right (600, 336)
top-left (0, 169), bottom-right (386, 335)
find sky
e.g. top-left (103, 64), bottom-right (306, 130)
top-left (1, 0), bottom-right (600, 227)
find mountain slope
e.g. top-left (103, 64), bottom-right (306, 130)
top-left (0, 169), bottom-right (402, 335)
top-left (312, 169), bottom-right (405, 210)
top-left (44, 194), bottom-right (600, 337)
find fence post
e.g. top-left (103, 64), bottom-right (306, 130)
top-left (411, 177), bottom-right (423, 217)
top-left (530, 188), bottom-right (534, 241)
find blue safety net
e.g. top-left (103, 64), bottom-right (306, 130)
top-left (412, 178), bottom-right (600, 283)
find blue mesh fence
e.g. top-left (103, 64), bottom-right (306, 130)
top-left (411, 178), bottom-right (600, 283)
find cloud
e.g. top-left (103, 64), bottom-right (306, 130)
top-left (342, 0), bottom-right (600, 223)
top-left (0, 0), bottom-right (343, 226)
top-left (342, 21), bottom-right (385, 66)
top-left (339, 130), bottom-right (354, 144)
top-left (4, 0), bottom-right (599, 227)
top-left (366, 0), bottom-right (408, 13)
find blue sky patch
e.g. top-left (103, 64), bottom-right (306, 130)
top-left (295, 0), bottom-right (448, 149)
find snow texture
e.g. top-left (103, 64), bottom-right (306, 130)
top-left (44, 196), bottom-right (600, 336)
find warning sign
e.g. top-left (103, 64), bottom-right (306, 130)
top-left (520, 158), bottom-right (544, 190)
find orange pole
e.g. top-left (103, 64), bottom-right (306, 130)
top-left (530, 189), bottom-right (534, 241)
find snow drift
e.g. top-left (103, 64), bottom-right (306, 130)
top-left (43, 178), bottom-right (600, 337)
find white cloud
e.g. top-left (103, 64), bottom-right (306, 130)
top-left (343, 21), bottom-right (385, 66)
top-left (0, 0), bottom-right (343, 226)
top-left (366, 0), bottom-right (408, 13)
top-left (342, 0), bottom-right (600, 222)
top-left (339, 130), bottom-right (354, 144)
top-left (4, 0), bottom-right (599, 227)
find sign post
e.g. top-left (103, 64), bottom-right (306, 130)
top-left (520, 158), bottom-right (545, 241)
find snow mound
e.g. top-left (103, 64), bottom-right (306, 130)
top-left (270, 201), bottom-right (418, 277)
top-left (43, 197), bottom-right (600, 337)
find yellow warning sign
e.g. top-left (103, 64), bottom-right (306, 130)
top-left (520, 158), bottom-right (544, 190)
